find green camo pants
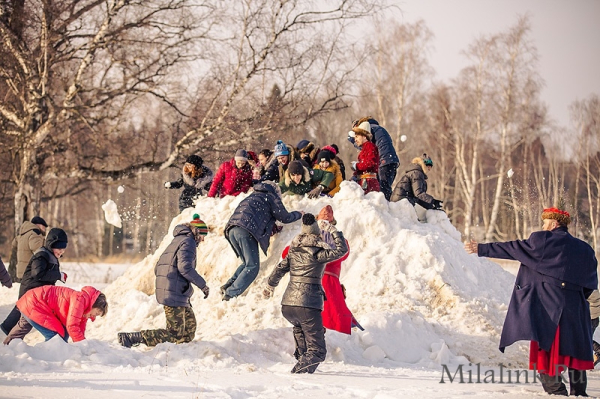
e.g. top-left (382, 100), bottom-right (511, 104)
top-left (141, 305), bottom-right (197, 346)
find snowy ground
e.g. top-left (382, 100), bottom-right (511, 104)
top-left (1, 182), bottom-right (599, 398)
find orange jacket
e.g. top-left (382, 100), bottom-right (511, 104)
top-left (17, 285), bottom-right (101, 342)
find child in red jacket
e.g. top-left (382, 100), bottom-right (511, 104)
top-left (3, 285), bottom-right (108, 345)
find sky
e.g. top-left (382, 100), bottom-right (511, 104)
top-left (395, 0), bottom-right (600, 129)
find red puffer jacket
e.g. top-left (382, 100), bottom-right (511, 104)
top-left (208, 159), bottom-right (253, 198)
top-left (354, 141), bottom-right (380, 194)
top-left (17, 285), bottom-right (101, 342)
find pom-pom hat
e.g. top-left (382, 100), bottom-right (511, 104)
top-left (273, 140), bottom-right (290, 157)
top-left (301, 213), bottom-right (320, 236)
top-left (190, 213), bottom-right (209, 235)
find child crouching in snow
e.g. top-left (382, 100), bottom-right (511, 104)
top-left (263, 213), bottom-right (348, 374)
top-left (3, 285), bottom-right (107, 345)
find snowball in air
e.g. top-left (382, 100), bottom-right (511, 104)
top-left (102, 199), bottom-right (123, 228)
top-left (507, 169), bottom-right (514, 178)
top-left (400, 135), bottom-right (407, 142)
top-left (117, 186), bottom-right (125, 193)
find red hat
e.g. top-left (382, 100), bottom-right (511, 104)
top-left (541, 208), bottom-right (571, 225)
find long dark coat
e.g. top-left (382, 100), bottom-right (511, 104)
top-left (154, 224), bottom-right (207, 308)
top-left (478, 226), bottom-right (598, 360)
top-left (225, 182), bottom-right (301, 255)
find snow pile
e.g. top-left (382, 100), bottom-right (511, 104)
top-left (0, 181), bottom-right (528, 389)
top-left (89, 181), bottom-right (523, 368)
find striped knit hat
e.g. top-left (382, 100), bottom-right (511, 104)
top-left (190, 213), bottom-right (209, 235)
top-left (541, 208), bottom-right (571, 226)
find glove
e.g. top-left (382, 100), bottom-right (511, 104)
top-left (348, 130), bottom-right (355, 138)
top-left (432, 199), bottom-right (443, 210)
top-left (307, 185), bottom-right (324, 199)
top-left (317, 219), bottom-right (329, 230)
top-left (351, 161), bottom-right (358, 171)
top-left (271, 224), bottom-right (283, 236)
top-left (263, 285), bottom-right (274, 299)
top-left (201, 285), bottom-right (210, 299)
top-left (60, 272), bottom-right (68, 283)
top-left (164, 181), bottom-right (171, 188)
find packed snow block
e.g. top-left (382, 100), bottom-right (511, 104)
top-left (102, 199), bottom-right (122, 228)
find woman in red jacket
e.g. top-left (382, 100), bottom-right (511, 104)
top-left (4, 285), bottom-right (107, 344)
top-left (208, 149), bottom-right (254, 198)
top-left (349, 120), bottom-right (380, 194)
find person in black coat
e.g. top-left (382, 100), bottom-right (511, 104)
top-left (118, 215), bottom-right (210, 348)
top-left (1, 228), bottom-right (68, 337)
top-left (390, 154), bottom-right (443, 221)
top-left (263, 213), bottom-right (348, 374)
top-left (221, 181), bottom-right (302, 300)
top-left (465, 207), bottom-right (598, 397)
top-left (0, 256), bottom-right (12, 289)
top-left (165, 155), bottom-right (214, 212)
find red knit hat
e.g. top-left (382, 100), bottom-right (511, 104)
top-left (541, 208), bottom-right (571, 225)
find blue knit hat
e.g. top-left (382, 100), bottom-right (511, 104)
top-left (273, 140), bottom-right (289, 157)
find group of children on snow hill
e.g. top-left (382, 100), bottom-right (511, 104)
top-left (1, 224), bottom-right (108, 345)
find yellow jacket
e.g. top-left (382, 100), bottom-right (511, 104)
top-left (314, 160), bottom-right (343, 196)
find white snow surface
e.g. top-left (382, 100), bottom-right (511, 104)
top-left (101, 199), bottom-right (123, 228)
top-left (2, 182), bottom-right (600, 398)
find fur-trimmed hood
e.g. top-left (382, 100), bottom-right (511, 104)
top-left (290, 232), bottom-right (331, 250)
top-left (411, 157), bottom-right (428, 175)
top-left (283, 164), bottom-right (311, 186)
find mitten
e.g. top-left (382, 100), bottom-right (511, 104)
top-left (263, 285), bottom-right (274, 299)
top-left (432, 199), bottom-right (443, 210)
top-left (201, 285), bottom-right (210, 299)
top-left (164, 181), bottom-right (171, 188)
top-left (348, 130), bottom-right (355, 138)
top-left (307, 185), bottom-right (324, 199)
top-left (351, 161), bottom-right (358, 171)
top-left (60, 272), bottom-right (68, 283)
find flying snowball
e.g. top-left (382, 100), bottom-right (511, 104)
top-left (400, 135), bottom-right (407, 142)
top-left (117, 185), bottom-right (125, 193)
top-left (507, 169), bottom-right (514, 178)
top-left (102, 199), bottom-right (123, 228)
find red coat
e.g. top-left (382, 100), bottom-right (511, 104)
top-left (17, 285), bottom-right (102, 342)
top-left (208, 159), bottom-right (253, 198)
top-left (282, 240), bottom-right (357, 334)
top-left (354, 141), bottom-right (380, 194)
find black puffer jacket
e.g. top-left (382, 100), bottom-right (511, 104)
top-left (155, 224), bottom-right (207, 308)
top-left (225, 181), bottom-right (301, 255)
top-left (168, 166), bottom-right (214, 211)
top-left (19, 228), bottom-right (67, 296)
top-left (267, 231), bottom-right (348, 310)
top-left (390, 162), bottom-right (434, 208)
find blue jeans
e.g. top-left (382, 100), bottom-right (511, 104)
top-left (23, 315), bottom-right (69, 342)
top-left (379, 163), bottom-right (398, 201)
top-left (225, 227), bottom-right (261, 298)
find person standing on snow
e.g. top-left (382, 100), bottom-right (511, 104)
top-left (207, 149), bottom-right (254, 198)
top-left (164, 155), bottom-right (213, 212)
top-left (348, 120), bottom-right (380, 194)
top-left (220, 180), bottom-right (302, 301)
top-left (1, 228), bottom-right (69, 337)
top-left (118, 215), bottom-right (210, 348)
top-left (390, 154), bottom-right (443, 222)
top-left (4, 286), bottom-right (107, 345)
top-left (348, 117), bottom-right (399, 201)
top-left (8, 215), bottom-right (48, 282)
top-left (263, 213), bottom-right (348, 374)
top-left (464, 207), bottom-right (597, 397)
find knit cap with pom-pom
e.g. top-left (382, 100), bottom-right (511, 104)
top-left (301, 213), bottom-right (320, 235)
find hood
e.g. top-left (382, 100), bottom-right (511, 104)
top-left (254, 181), bottom-right (281, 198)
top-left (81, 286), bottom-right (102, 321)
top-left (290, 232), bottom-right (330, 250)
top-left (406, 162), bottom-right (425, 175)
top-left (173, 224), bottom-right (193, 237)
top-left (410, 157), bottom-right (428, 175)
top-left (19, 221), bottom-right (42, 235)
top-left (283, 165), bottom-right (311, 187)
top-left (45, 228), bottom-right (68, 249)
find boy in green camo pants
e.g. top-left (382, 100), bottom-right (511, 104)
top-left (118, 215), bottom-right (210, 347)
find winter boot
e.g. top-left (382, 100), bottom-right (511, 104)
top-left (220, 282), bottom-right (233, 296)
top-left (593, 341), bottom-right (600, 366)
top-left (118, 332), bottom-right (144, 348)
top-left (569, 369), bottom-right (588, 397)
top-left (538, 373), bottom-right (568, 396)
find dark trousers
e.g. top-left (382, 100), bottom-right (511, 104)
top-left (282, 305), bottom-right (326, 373)
top-left (1, 306), bottom-right (21, 335)
top-left (378, 163), bottom-right (398, 201)
top-left (224, 227), bottom-right (261, 298)
top-left (539, 369), bottom-right (587, 396)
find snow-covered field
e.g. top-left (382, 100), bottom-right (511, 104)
top-left (1, 182), bottom-right (599, 398)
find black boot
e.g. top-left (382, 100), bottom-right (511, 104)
top-left (539, 373), bottom-right (568, 396)
top-left (220, 282), bottom-right (232, 295)
top-left (118, 332), bottom-right (144, 348)
top-left (569, 369), bottom-right (588, 397)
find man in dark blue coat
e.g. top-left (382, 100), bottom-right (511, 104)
top-left (118, 215), bottom-right (210, 348)
top-left (221, 180), bottom-right (302, 300)
top-left (348, 116), bottom-right (399, 201)
top-left (465, 207), bottom-right (598, 396)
